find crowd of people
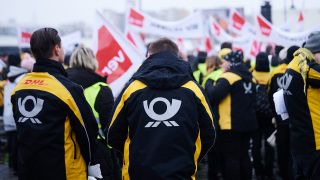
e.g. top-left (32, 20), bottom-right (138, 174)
top-left (0, 27), bottom-right (319, 180)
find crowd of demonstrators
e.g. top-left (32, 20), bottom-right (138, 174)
top-left (1, 26), bottom-right (320, 180)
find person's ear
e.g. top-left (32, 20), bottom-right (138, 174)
top-left (53, 44), bottom-right (61, 57)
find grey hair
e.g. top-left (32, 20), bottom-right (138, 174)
top-left (70, 46), bottom-right (98, 71)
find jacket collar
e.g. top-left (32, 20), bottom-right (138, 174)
top-left (32, 58), bottom-right (67, 77)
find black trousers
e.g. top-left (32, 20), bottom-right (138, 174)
top-left (276, 124), bottom-right (293, 180)
top-left (252, 124), bottom-right (275, 177)
top-left (208, 131), bottom-right (222, 180)
top-left (6, 130), bottom-right (18, 172)
top-left (292, 151), bottom-right (320, 180)
top-left (220, 130), bottom-right (252, 180)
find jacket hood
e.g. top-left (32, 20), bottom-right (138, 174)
top-left (7, 66), bottom-right (27, 82)
top-left (66, 67), bottom-right (106, 89)
top-left (132, 51), bottom-right (194, 89)
top-left (229, 64), bottom-right (253, 82)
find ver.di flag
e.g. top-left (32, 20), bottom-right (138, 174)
top-left (127, 7), bottom-right (205, 38)
top-left (256, 15), bottom-right (314, 46)
top-left (229, 9), bottom-right (257, 36)
top-left (93, 11), bottom-right (144, 97)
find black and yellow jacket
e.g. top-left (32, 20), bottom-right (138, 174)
top-left (107, 52), bottom-right (215, 180)
top-left (268, 63), bottom-right (288, 125)
top-left (284, 48), bottom-right (320, 154)
top-left (207, 64), bottom-right (258, 132)
top-left (11, 59), bottom-right (98, 180)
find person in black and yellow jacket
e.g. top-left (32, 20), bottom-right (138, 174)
top-left (268, 45), bottom-right (299, 180)
top-left (251, 52), bottom-right (275, 179)
top-left (284, 31), bottom-right (320, 180)
top-left (66, 46), bottom-right (121, 180)
top-left (10, 28), bottom-right (98, 180)
top-left (207, 50), bottom-right (257, 180)
top-left (107, 38), bottom-right (216, 180)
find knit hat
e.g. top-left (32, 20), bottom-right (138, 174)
top-left (218, 48), bottom-right (232, 59)
top-left (255, 52), bottom-right (270, 72)
top-left (224, 50), bottom-right (243, 67)
top-left (286, 45), bottom-right (300, 64)
top-left (304, 31), bottom-right (320, 53)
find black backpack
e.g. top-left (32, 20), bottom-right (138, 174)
top-left (255, 84), bottom-right (273, 116)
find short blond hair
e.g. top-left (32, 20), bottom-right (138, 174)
top-left (70, 46), bottom-right (98, 71)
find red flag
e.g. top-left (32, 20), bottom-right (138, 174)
top-left (298, 11), bottom-right (304, 22)
top-left (257, 16), bottom-right (272, 36)
top-left (231, 11), bottom-right (245, 30)
top-left (128, 8), bottom-right (145, 27)
top-left (94, 12), bottom-right (143, 96)
top-left (18, 30), bottom-right (32, 48)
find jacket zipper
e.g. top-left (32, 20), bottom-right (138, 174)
top-left (70, 133), bottom-right (77, 159)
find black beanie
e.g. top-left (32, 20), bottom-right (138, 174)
top-left (286, 45), bottom-right (300, 64)
top-left (255, 52), bottom-right (270, 72)
top-left (224, 50), bottom-right (243, 67)
top-left (8, 54), bottom-right (21, 67)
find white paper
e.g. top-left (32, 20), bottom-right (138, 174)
top-left (273, 89), bottom-right (289, 120)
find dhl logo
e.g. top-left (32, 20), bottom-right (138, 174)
top-left (24, 80), bottom-right (47, 86)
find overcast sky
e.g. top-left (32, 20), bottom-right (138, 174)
top-left (0, 0), bottom-right (317, 26)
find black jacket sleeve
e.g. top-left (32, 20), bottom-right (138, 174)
top-left (206, 78), bottom-right (231, 105)
top-left (95, 86), bottom-right (114, 131)
top-left (68, 85), bottom-right (99, 165)
top-left (106, 83), bottom-right (131, 153)
top-left (198, 90), bottom-right (216, 161)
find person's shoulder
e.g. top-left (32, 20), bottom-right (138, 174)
top-left (219, 72), bottom-right (241, 85)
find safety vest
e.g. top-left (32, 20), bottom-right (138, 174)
top-left (193, 63), bottom-right (207, 84)
top-left (202, 68), bottom-right (224, 87)
top-left (84, 82), bottom-right (109, 139)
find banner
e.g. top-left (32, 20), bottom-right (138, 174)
top-left (256, 15), bottom-right (312, 46)
top-left (94, 11), bottom-right (144, 97)
top-left (127, 7), bottom-right (205, 38)
top-left (210, 18), bottom-right (261, 59)
top-left (229, 9), bottom-right (257, 36)
top-left (61, 31), bottom-right (81, 53)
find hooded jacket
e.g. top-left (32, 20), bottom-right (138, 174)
top-left (284, 49), bottom-right (320, 154)
top-left (3, 66), bottom-right (27, 131)
top-left (107, 51), bottom-right (215, 180)
top-left (207, 64), bottom-right (258, 132)
top-left (11, 59), bottom-right (98, 180)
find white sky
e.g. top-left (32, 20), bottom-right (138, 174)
top-left (0, 0), bottom-right (317, 26)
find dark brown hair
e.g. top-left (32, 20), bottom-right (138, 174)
top-left (30, 28), bottom-right (61, 60)
top-left (148, 38), bottom-right (179, 56)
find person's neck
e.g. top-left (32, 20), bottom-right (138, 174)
top-left (48, 56), bottom-right (59, 62)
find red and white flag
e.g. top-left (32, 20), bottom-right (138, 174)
top-left (125, 30), bottom-right (147, 55)
top-left (18, 29), bottom-right (32, 48)
top-left (297, 11), bottom-right (304, 32)
top-left (256, 15), bottom-right (311, 46)
top-left (229, 9), bottom-right (257, 36)
top-left (94, 11), bottom-right (144, 97)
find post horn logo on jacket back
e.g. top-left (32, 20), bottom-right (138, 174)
top-left (17, 96), bottom-right (44, 124)
top-left (277, 74), bottom-right (293, 95)
top-left (143, 97), bottom-right (181, 128)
